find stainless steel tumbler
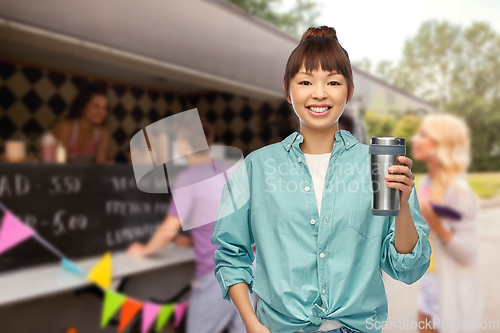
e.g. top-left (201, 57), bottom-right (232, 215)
top-left (369, 137), bottom-right (406, 216)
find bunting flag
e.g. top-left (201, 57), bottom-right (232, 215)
top-left (173, 301), bottom-right (189, 327)
top-left (61, 258), bottom-right (86, 276)
top-left (0, 204), bottom-right (190, 332)
top-left (141, 302), bottom-right (161, 333)
top-left (0, 211), bottom-right (35, 255)
top-left (87, 252), bottom-right (112, 289)
top-left (101, 290), bottom-right (127, 328)
top-left (118, 298), bottom-right (144, 333)
top-left (155, 303), bottom-right (175, 332)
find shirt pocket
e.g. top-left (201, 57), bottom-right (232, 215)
top-left (348, 195), bottom-right (386, 239)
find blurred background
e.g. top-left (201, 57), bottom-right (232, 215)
top-left (0, 0), bottom-right (498, 332)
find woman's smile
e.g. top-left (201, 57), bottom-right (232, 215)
top-left (306, 105), bottom-right (332, 117)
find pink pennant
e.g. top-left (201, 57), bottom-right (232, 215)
top-left (141, 302), bottom-right (161, 333)
top-left (173, 301), bottom-right (189, 327)
top-left (0, 211), bottom-right (35, 255)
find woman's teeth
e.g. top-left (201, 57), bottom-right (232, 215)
top-left (308, 106), bottom-right (330, 113)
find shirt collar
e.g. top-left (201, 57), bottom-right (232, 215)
top-left (282, 129), bottom-right (359, 152)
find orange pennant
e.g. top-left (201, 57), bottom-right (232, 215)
top-left (118, 298), bottom-right (144, 333)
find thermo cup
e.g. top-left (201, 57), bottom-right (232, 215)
top-left (369, 137), bottom-right (406, 216)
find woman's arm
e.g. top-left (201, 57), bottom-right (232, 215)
top-left (95, 127), bottom-right (110, 164)
top-left (51, 120), bottom-right (71, 151)
top-left (432, 186), bottom-right (479, 266)
top-left (380, 156), bottom-right (432, 284)
top-left (419, 199), bottom-right (453, 244)
top-left (228, 283), bottom-right (264, 331)
top-left (211, 158), bottom-right (269, 332)
top-left (127, 213), bottom-right (181, 257)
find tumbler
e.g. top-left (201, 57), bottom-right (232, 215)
top-left (369, 137), bottom-right (406, 216)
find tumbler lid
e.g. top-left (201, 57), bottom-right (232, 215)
top-left (369, 137), bottom-right (405, 146)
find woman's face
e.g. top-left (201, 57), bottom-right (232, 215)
top-left (83, 94), bottom-right (108, 125)
top-left (411, 126), bottom-right (436, 161)
top-left (285, 63), bottom-right (351, 130)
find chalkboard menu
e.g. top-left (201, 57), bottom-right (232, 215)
top-left (0, 164), bottom-right (173, 273)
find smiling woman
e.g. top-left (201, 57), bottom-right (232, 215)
top-left (212, 25), bottom-right (430, 333)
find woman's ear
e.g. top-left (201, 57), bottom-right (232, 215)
top-left (283, 82), bottom-right (291, 104)
top-left (346, 81), bottom-right (355, 104)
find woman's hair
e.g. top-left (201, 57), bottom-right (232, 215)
top-left (421, 113), bottom-right (471, 202)
top-left (67, 82), bottom-right (108, 119)
top-left (283, 25), bottom-right (353, 103)
top-left (177, 117), bottom-right (215, 155)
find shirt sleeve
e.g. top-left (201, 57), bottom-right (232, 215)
top-left (380, 186), bottom-right (432, 285)
top-left (438, 183), bottom-right (479, 266)
top-left (211, 157), bottom-right (255, 303)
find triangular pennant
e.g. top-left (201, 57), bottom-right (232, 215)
top-left (0, 211), bottom-right (35, 255)
top-left (118, 298), bottom-right (144, 333)
top-left (173, 301), bottom-right (189, 327)
top-left (101, 290), bottom-right (127, 328)
top-left (141, 302), bottom-right (161, 333)
top-left (87, 252), bottom-right (112, 289)
top-left (61, 258), bottom-right (86, 276)
top-left (155, 303), bottom-right (175, 332)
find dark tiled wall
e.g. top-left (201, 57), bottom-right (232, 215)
top-left (0, 61), bottom-right (297, 161)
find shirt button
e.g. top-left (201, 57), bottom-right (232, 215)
top-left (297, 135), bottom-right (301, 140)
top-left (322, 289), bottom-right (326, 294)
top-left (334, 154), bottom-right (337, 159)
top-left (310, 219), bottom-right (315, 225)
top-left (287, 144), bottom-right (290, 149)
top-left (346, 142), bottom-right (349, 145)
top-left (328, 185), bottom-right (332, 191)
top-left (305, 186), bottom-right (310, 192)
top-left (320, 252), bottom-right (325, 258)
top-left (298, 157), bottom-right (302, 162)
top-left (324, 217), bottom-right (327, 223)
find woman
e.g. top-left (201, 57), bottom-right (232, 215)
top-left (211, 26), bottom-right (431, 333)
top-left (127, 118), bottom-right (258, 333)
top-left (52, 83), bottom-right (111, 164)
top-left (412, 114), bottom-right (483, 333)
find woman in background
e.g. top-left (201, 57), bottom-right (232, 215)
top-left (52, 83), bottom-right (111, 164)
top-left (411, 113), bottom-right (484, 333)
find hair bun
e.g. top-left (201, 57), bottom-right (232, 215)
top-left (300, 25), bottom-right (338, 43)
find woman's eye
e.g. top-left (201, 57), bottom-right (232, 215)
top-left (299, 81), bottom-right (311, 85)
top-left (329, 81), bottom-right (340, 86)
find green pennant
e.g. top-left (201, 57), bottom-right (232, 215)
top-left (100, 290), bottom-right (127, 328)
top-left (155, 303), bottom-right (175, 332)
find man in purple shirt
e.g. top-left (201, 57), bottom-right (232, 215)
top-left (127, 119), bottom-right (257, 333)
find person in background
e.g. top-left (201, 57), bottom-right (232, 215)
top-left (127, 118), bottom-right (257, 333)
top-left (412, 113), bottom-right (483, 333)
top-left (52, 83), bottom-right (111, 164)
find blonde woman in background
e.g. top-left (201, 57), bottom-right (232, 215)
top-left (411, 113), bottom-right (484, 333)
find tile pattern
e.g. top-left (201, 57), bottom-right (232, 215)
top-left (0, 61), bottom-right (297, 162)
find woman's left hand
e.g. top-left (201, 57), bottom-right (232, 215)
top-left (384, 156), bottom-right (415, 207)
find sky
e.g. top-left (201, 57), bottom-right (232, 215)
top-left (278, 0), bottom-right (500, 67)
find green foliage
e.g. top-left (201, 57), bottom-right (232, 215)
top-left (369, 20), bottom-right (500, 172)
top-left (223, 0), bottom-right (321, 38)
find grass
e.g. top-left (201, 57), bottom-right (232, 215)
top-left (414, 172), bottom-right (500, 199)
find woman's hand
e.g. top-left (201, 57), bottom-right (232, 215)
top-left (126, 242), bottom-right (147, 257)
top-left (384, 155), bottom-right (415, 206)
top-left (174, 234), bottom-right (193, 247)
top-left (247, 322), bottom-right (271, 333)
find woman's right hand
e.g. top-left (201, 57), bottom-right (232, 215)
top-left (126, 242), bottom-right (147, 257)
top-left (247, 322), bottom-right (272, 333)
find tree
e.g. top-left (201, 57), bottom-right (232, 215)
top-left (223, 0), bottom-right (321, 38)
top-left (372, 20), bottom-right (500, 171)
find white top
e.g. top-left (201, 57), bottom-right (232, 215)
top-left (304, 152), bottom-right (331, 217)
top-left (299, 152), bottom-right (343, 332)
top-left (418, 175), bottom-right (484, 333)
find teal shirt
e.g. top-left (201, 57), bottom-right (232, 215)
top-left (211, 130), bottom-right (431, 333)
